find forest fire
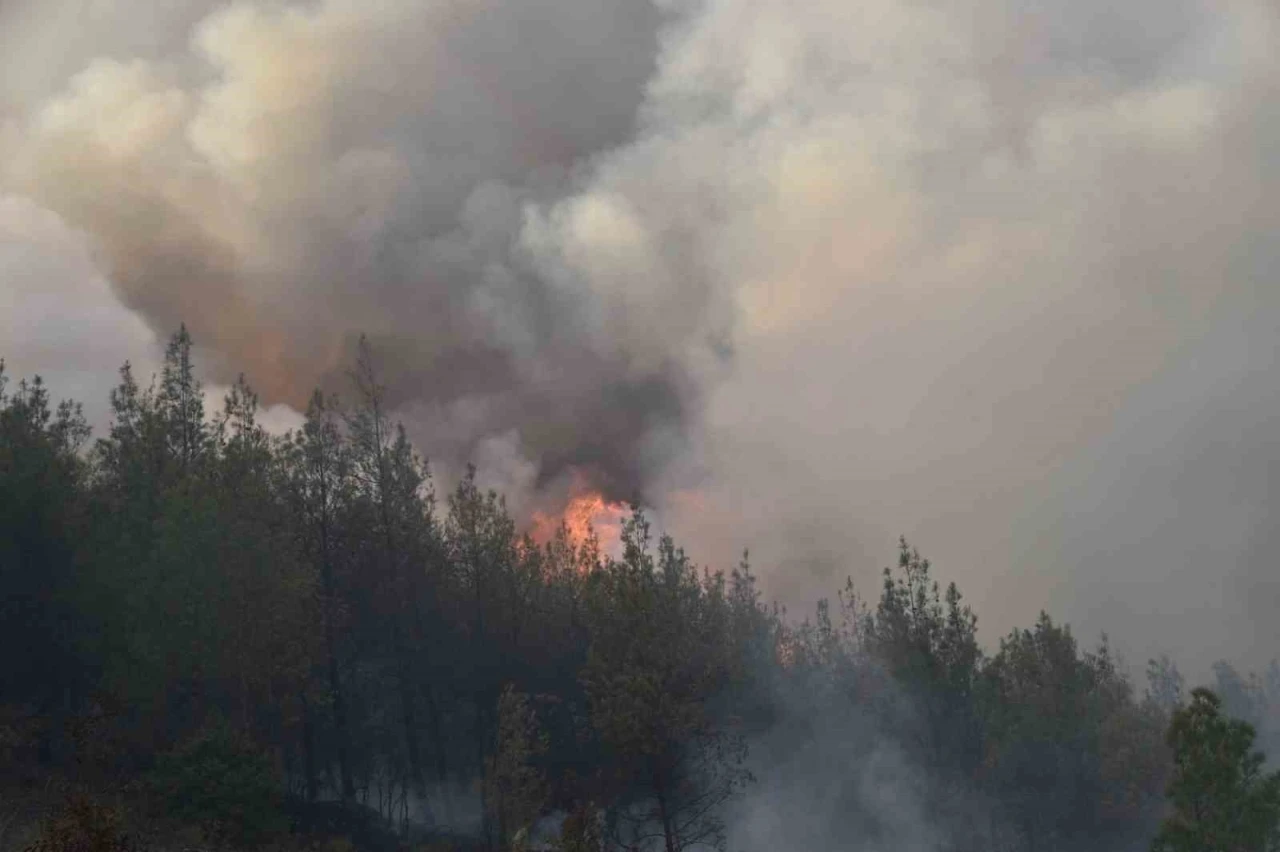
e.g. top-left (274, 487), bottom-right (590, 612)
top-left (529, 489), bottom-right (630, 555)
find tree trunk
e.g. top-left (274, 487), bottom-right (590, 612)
top-left (477, 697), bottom-right (494, 848)
top-left (425, 684), bottom-right (453, 823)
top-left (301, 694), bottom-right (319, 802)
top-left (655, 783), bottom-right (677, 852)
top-left (393, 618), bottom-right (429, 807)
top-left (318, 513), bottom-right (355, 801)
top-left (373, 448), bottom-right (428, 808)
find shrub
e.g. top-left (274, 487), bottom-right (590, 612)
top-left (148, 721), bottom-right (286, 847)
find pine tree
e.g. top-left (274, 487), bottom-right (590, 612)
top-left (157, 325), bottom-right (207, 472)
top-left (483, 686), bottom-right (549, 851)
top-left (580, 512), bottom-right (750, 852)
top-left (868, 539), bottom-right (982, 771)
top-left (347, 336), bottom-right (435, 808)
top-left (0, 365), bottom-right (92, 760)
top-left (286, 389), bottom-right (358, 801)
top-left (1153, 688), bottom-right (1280, 852)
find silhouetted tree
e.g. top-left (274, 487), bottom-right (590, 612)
top-left (0, 328), bottom-right (1201, 851)
top-left (0, 365), bottom-right (91, 762)
top-left (284, 389), bottom-right (358, 800)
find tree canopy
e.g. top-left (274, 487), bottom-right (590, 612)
top-left (0, 329), bottom-right (1275, 852)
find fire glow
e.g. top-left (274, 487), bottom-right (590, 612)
top-left (529, 490), bottom-right (630, 555)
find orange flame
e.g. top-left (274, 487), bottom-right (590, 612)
top-left (530, 491), bottom-right (629, 555)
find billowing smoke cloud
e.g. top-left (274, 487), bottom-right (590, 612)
top-left (0, 0), bottom-right (688, 504)
top-left (3, 0), bottom-right (1279, 674)
top-left (626, 0), bottom-right (1280, 674)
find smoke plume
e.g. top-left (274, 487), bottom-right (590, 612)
top-left (3, 0), bottom-right (1279, 673)
top-left (1, 0), bottom-right (694, 504)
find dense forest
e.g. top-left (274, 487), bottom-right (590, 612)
top-left (3, 327), bottom-right (1280, 852)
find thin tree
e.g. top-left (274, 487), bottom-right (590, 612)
top-left (347, 337), bottom-right (432, 806)
top-left (288, 389), bottom-right (358, 800)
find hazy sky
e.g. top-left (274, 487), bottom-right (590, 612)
top-left (1, 0), bottom-right (1277, 676)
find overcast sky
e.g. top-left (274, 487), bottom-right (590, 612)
top-left (1, 0), bottom-right (1277, 677)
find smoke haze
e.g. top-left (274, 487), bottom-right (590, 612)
top-left (2, 0), bottom-right (1278, 674)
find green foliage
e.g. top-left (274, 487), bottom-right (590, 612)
top-left (1152, 688), bottom-right (1280, 852)
top-left (580, 513), bottom-right (752, 851)
top-left (483, 686), bottom-right (549, 851)
top-left (979, 613), bottom-right (1169, 848)
top-left (868, 539), bottom-right (983, 769)
top-left (157, 325), bottom-right (207, 471)
top-left (0, 327), bottom-right (1245, 851)
top-left (148, 720), bottom-right (287, 846)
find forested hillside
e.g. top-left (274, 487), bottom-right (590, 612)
top-left (2, 328), bottom-right (1278, 852)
